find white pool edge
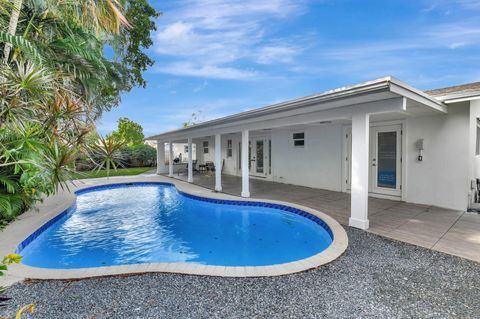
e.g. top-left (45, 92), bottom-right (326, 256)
top-left (0, 175), bottom-right (348, 283)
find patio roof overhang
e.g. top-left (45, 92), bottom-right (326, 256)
top-left (147, 76), bottom-right (447, 142)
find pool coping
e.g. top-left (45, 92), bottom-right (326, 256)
top-left (0, 175), bottom-right (348, 283)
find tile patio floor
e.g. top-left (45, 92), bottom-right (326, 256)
top-left (171, 172), bottom-right (480, 262)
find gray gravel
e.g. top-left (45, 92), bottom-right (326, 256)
top-left (1, 228), bottom-right (479, 319)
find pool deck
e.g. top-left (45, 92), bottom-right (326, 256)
top-left (0, 175), bottom-right (347, 286)
top-left (173, 172), bottom-right (480, 263)
top-left (1, 172), bottom-right (479, 287)
top-left (1, 174), bottom-right (479, 318)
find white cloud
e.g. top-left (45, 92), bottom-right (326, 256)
top-left (256, 45), bottom-right (300, 64)
top-left (193, 81), bottom-right (208, 92)
top-left (449, 42), bottom-right (467, 49)
top-left (153, 0), bottom-right (307, 79)
top-left (156, 62), bottom-right (258, 80)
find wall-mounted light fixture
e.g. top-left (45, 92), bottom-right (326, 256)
top-left (416, 139), bottom-right (424, 162)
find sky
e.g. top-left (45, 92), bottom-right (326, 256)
top-left (96, 0), bottom-right (480, 137)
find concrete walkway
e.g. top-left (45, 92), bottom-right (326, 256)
top-left (173, 172), bottom-right (480, 262)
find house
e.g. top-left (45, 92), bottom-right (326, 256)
top-left (147, 76), bottom-right (480, 230)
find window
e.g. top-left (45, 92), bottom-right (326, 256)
top-left (203, 141), bottom-right (209, 154)
top-left (476, 118), bottom-right (480, 155)
top-left (292, 132), bottom-right (305, 147)
top-left (238, 142), bottom-right (242, 169)
top-left (269, 139), bottom-right (272, 175)
top-left (227, 139), bottom-right (233, 157)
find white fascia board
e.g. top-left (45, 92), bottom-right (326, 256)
top-left (153, 98), bottom-right (406, 142)
top-left (441, 93), bottom-right (480, 104)
top-left (146, 77), bottom-right (393, 140)
top-left (388, 77), bottom-right (448, 113)
top-left (146, 77), bottom-right (446, 141)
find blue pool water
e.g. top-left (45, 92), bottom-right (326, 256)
top-left (19, 183), bottom-right (333, 268)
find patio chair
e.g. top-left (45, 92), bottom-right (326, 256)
top-left (205, 160), bottom-right (224, 173)
top-left (177, 160), bottom-right (197, 176)
top-left (205, 161), bottom-right (215, 172)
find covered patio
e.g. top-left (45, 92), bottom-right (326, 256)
top-left (147, 77), bottom-right (480, 263)
top-left (170, 172), bottom-right (480, 262)
top-left (151, 78), bottom-right (451, 231)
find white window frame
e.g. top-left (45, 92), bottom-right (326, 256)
top-left (203, 141), bottom-right (209, 154)
top-left (292, 131), bottom-right (305, 148)
top-left (227, 139), bottom-right (233, 158)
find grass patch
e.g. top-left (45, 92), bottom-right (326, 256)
top-left (71, 167), bottom-right (153, 180)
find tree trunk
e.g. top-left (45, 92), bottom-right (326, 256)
top-left (3, 0), bottom-right (23, 63)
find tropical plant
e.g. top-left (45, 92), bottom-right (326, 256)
top-left (0, 253), bottom-right (22, 308)
top-left (122, 144), bottom-right (156, 167)
top-left (89, 135), bottom-right (126, 176)
top-left (183, 111), bottom-right (202, 128)
top-left (0, 253), bottom-right (35, 319)
top-left (0, 0), bottom-right (159, 226)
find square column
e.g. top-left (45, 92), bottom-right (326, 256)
top-left (187, 138), bottom-right (193, 183)
top-left (156, 141), bottom-right (167, 174)
top-left (349, 112), bottom-right (370, 230)
top-left (215, 134), bottom-right (222, 191)
top-left (168, 141), bottom-right (174, 177)
top-left (241, 130), bottom-right (250, 198)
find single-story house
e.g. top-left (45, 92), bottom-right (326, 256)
top-left (147, 76), bottom-right (480, 230)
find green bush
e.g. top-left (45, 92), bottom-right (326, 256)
top-left (121, 144), bottom-right (156, 167)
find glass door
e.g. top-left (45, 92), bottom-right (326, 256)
top-left (255, 140), bottom-right (265, 174)
top-left (344, 125), bottom-right (402, 197)
top-left (249, 138), bottom-right (267, 177)
top-left (371, 125), bottom-right (402, 196)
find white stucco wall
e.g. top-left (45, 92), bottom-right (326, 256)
top-left (404, 102), bottom-right (470, 210)
top-left (184, 103), bottom-right (475, 210)
top-left (469, 100), bottom-right (480, 181)
top-left (195, 137), bottom-right (215, 164)
top-left (270, 125), bottom-right (343, 191)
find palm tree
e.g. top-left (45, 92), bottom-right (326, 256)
top-left (47, 0), bottom-right (131, 34)
top-left (2, 0), bottom-right (23, 63)
top-left (0, 0), bottom-right (157, 224)
top-left (2, 0), bottom-right (131, 64)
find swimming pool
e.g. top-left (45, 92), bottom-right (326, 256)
top-left (18, 183), bottom-right (334, 269)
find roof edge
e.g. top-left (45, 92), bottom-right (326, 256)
top-left (146, 76), bottom-right (444, 141)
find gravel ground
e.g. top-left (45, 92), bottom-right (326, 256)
top-left (1, 228), bottom-right (479, 319)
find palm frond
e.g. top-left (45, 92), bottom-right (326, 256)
top-left (0, 31), bottom-right (42, 63)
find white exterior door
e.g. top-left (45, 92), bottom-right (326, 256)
top-left (370, 125), bottom-right (402, 196)
top-left (249, 138), bottom-right (267, 177)
top-left (345, 124), bottom-right (402, 197)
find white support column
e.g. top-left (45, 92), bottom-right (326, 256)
top-left (349, 112), bottom-right (370, 230)
top-left (156, 141), bottom-right (167, 174)
top-left (241, 130), bottom-right (250, 198)
top-left (215, 134), bottom-right (222, 191)
top-left (187, 138), bottom-right (193, 183)
top-left (168, 141), bottom-right (174, 177)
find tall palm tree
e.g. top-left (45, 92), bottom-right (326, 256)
top-left (2, 0), bottom-right (131, 64)
top-left (48, 0), bottom-right (131, 35)
top-left (2, 0), bottom-right (23, 63)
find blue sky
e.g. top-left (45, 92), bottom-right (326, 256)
top-left (97, 0), bottom-right (480, 137)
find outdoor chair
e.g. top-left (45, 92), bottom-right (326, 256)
top-left (204, 160), bottom-right (224, 174)
top-left (177, 160), bottom-right (197, 176)
top-left (205, 161), bottom-right (215, 172)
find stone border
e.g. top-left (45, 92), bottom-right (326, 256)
top-left (0, 175), bottom-right (348, 283)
